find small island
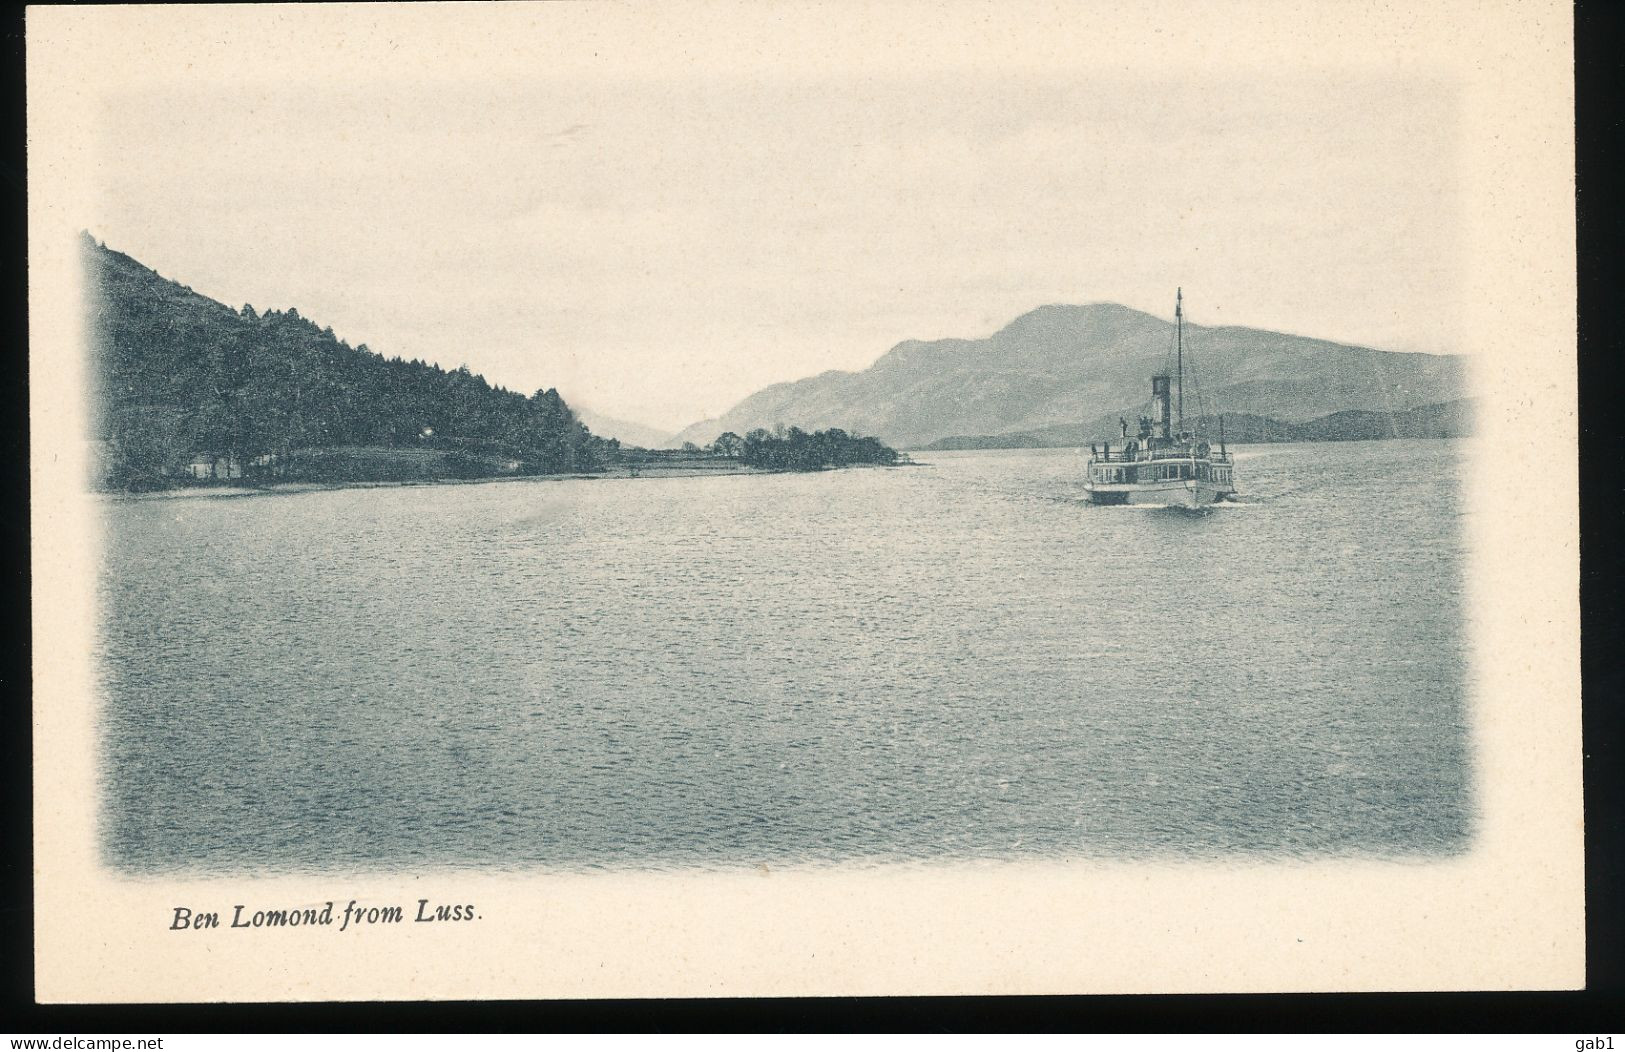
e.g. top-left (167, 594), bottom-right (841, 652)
top-left (609, 428), bottom-right (903, 481)
top-left (730, 427), bottom-right (900, 470)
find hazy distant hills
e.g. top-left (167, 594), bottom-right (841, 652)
top-left (671, 303), bottom-right (1466, 449)
top-left (927, 398), bottom-right (1474, 449)
top-left (569, 405), bottom-right (675, 449)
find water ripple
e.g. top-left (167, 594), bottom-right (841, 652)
top-left (96, 442), bottom-right (1472, 873)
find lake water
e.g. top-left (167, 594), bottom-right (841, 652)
top-left (97, 442), bottom-right (1472, 873)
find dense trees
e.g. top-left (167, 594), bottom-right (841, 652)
top-left (709, 431), bottom-right (744, 458)
top-left (737, 426), bottom-right (898, 470)
top-left (85, 235), bottom-right (613, 489)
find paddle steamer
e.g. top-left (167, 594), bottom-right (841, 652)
top-left (1083, 289), bottom-right (1237, 507)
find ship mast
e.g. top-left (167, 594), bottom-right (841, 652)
top-left (1175, 287), bottom-right (1184, 435)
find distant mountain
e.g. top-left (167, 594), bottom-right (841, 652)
top-left (671, 303), bottom-right (1466, 450)
top-left (925, 399), bottom-right (1474, 450)
top-left (568, 405), bottom-right (675, 449)
top-left (1283, 398), bottom-right (1474, 442)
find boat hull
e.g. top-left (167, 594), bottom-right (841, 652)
top-left (1084, 477), bottom-right (1232, 507)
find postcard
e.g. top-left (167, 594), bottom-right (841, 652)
top-left (28, 0), bottom-right (1582, 1002)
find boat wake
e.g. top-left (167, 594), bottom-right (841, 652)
top-left (1082, 498), bottom-right (1259, 513)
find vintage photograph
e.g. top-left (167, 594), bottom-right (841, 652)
top-left (29, 1), bottom-right (1581, 1001)
top-left (86, 70), bottom-right (1472, 873)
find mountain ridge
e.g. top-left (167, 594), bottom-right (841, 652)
top-left (671, 303), bottom-right (1465, 449)
top-left (924, 398), bottom-right (1474, 450)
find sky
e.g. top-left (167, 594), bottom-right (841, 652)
top-left (88, 43), bottom-right (1461, 434)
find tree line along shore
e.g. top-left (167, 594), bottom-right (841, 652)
top-left (92, 427), bottom-right (905, 493)
top-left (85, 234), bottom-right (898, 492)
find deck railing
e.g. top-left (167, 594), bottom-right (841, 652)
top-left (1088, 448), bottom-right (1233, 464)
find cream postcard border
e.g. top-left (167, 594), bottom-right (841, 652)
top-left (28, 1), bottom-right (1582, 1002)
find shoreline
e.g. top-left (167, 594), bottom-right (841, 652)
top-left (97, 460), bottom-right (920, 501)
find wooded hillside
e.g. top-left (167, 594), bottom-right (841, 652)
top-left (85, 234), bottom-right (613, 489)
